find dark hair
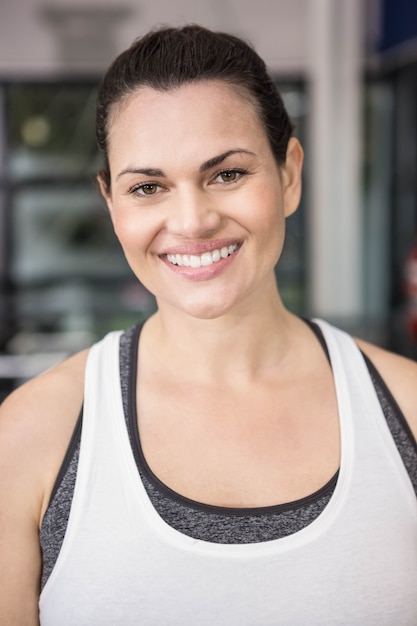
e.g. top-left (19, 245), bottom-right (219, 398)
top-left (96, 24), bottom-right (294, 192)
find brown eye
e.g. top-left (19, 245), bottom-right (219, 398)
top-left (129, 182), bottom-right (164, 197)
top-left (140, 183), bottom-right (158, 195)
top-left (212, 169), bottom-right (247, 185)
top-left (219, 170), bottom-right (238, 182)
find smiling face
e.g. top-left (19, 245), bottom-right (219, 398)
top-left (100, 81), bottom-right (303, 320)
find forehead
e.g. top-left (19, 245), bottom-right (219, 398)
top-left (107, 81), bottom-right (264, 145)
top-left (106, 81), bottom-right (282, 184)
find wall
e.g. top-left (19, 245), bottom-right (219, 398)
top-left (1, 0), bottom-right (308, 76)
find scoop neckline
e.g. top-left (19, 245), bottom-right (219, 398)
top-left (126, 319), bottom-right (343, 517)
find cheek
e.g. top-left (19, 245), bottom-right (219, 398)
top-left (253, 189), bottom-right (286, 262)
top-left (109, 219), bottom-right (148, 275)
top-left (110, 214), bottom-right (155, 286)
top-left (111, 214), bottom-right (134, 246)
top-left (110, 207), bottom-right (150, 251)
top-left (242, 186), bottom-right (284, 234)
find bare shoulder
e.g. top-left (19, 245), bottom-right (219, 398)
top-left (0, 348), bottom-right (89, 623)
top-left (355, 337), bottom-right (417, 441)
top-left (0, 348), bottom-right (89, 517)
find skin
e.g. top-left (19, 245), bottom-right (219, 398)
top-left (103, 82), bottom-right (298, 322)
top-left (0, 80), bottom-right (416, 624)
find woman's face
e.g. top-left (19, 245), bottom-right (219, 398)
top-left (101, 81), bottom-right (303, 320)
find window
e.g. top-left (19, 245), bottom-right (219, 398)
top-left (0, 79), bottom-right (308, 391)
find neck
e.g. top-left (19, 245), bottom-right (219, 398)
top-left (142, 287), bottom-right (300, 386)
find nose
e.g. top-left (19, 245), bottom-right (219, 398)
top-left (167, 186), bottom-right (222, 239)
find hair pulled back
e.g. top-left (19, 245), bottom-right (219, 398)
top-left (96, 24), bottom-right (294, 191)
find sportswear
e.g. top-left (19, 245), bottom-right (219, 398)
top-left (39, 320), bottom-right (417, 625)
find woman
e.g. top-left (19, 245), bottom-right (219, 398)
top-left (1, 25), bottom-right (416, 625)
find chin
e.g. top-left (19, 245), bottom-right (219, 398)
top-left (180, 302), bottom-right (235, 321)
top-left (159, 291), bottom-right (240, 321)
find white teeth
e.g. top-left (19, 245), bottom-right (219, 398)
top-left (212, 249), bottom-right (221, 262)
top-left (201, 252), bottom-right (213, 267)
top-left (167, 244), bottom-right (238, 267)
top-left (190, 255), bottom-right (201, 268)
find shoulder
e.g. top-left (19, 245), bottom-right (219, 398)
top-left (0, 348), bottom-right (90, 619)
top-left (0, 348), bottom-right (89, 520)
top-left (355, 337), bottom-right (417, 442)
top-left (0, 348), bottom-right (89, 621)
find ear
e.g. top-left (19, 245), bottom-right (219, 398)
top-left (281, 137), bottom-right (304, 218)
top-left (97, 174), bottom-right (114, 215)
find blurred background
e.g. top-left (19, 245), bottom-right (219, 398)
top-left (0, 0), bottom-right (416, 398)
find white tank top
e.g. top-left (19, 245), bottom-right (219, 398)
top-left (39, 320), bottom-right (417, 625)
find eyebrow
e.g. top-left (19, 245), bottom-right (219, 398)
top-left (116, 167), bottom-right (164, 181)
top-left (199, 149), bottom-right (255, 173)
top-left (116, 149), bottom-right (255, 181)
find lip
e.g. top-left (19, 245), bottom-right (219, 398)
top-left (160, 241), bottom-right (241, 281)
top-left (160, 239), bottom-right (241, 257)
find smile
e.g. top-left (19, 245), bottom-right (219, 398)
top-left (166, 244), bottom-right (239, 268)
